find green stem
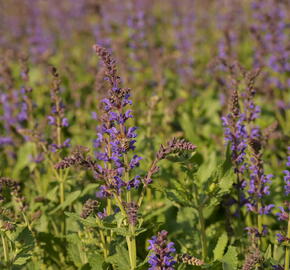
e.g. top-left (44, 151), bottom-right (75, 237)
top-left (59, 172), bottom-right (66, 235)
top-left (1, 233), bottom-right (10, 268)
top-left (124, 154), bottom-right (132, 204)
top-left (99, 229), bottom-right (109, 259)
top-left (114, 194), bottom-right (126, 217)
top-left (106, 199), bottom-right (113, 243)
top-left (114, 193), bottom-right (136, 269)
top-left (124, 153), bottom-right (137, 269)
top-left (198, 207), bottom-right (207, 261)
top-left (257, 202), bottom-right (263, 248)
top-left (193, 185), bottom-right (207, 261)
top-left (129, 225), bottom-right (137, 270)
top-left (285, 216), bottom-right (290, 270)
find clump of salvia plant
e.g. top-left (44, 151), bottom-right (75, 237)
top-left (55, 45), bottom-right (197, 269)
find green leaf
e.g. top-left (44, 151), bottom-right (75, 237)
top-left (81, 183), bottom-right (100, 196)
top-left (103, 225), bottom-right (147, 237)
top-left (35, 232), bottom-right (64, 263)
top-left (46, 185), bottom-right (59, 202)
top-left (264, 244), bottom-right (272, 259)
top-left (67, 234), bottom-right (86, 267)
top-left (197, 152), bottom-right (217, 184)
top-left (13, 142), bottom-right (36, 178)
top-left (65, 212), bottom-right (98, 227)
top-left (180, 112), bottom-right (196, 141)
top-left (177, 207), bottom-right (198, 228)
top-left (13, 227), bottom-right (35, 266)
top-left (143, 204), bottom-right (171, 222)
top-left (136, 253), bottom-right (150, 270)
top-left (88, 252), bottom-right (105, 270)
top-left (166, 152), bottom-right (196, 163)
top-left (204, 261), bottom-right (223, 270)
top-left (106, 245), bottom-right (130, 270)
top-left (222, 246), bottom-right (238, 270)
top-left (214, 233), bottom-right (228, 260)
top-left (164, 189), bottom-right (192, 207)
top-left (49, 190), bottom-right (81, 214)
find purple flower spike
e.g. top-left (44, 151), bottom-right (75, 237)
top-left (148, 230), bottom-right (176, 269)
top-left (92, 45), bottom-right (142, 196)
top-left (283, 147), bottom-right (290, 195)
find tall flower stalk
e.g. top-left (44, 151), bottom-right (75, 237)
top-left (222, 89), bottom-right (248, 219)
top-left (246, 130), bottom-right (274, 245)
top-left (48, 66), bottom-right (70, 235)
top-left (93, 44), bottom-right (142, 269)
top-left (276, 147), bottom-right (290, 270)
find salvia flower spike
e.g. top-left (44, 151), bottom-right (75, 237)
top-left (148, 230), bottom-right (176, 270)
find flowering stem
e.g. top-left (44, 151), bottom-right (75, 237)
top-left (198, 207), bottom-right (207, 261)
top-left (124, 154), bottom-right (132, 203)
top-left (235, 171), bottom-right (242, 219)
top-left (113, 193), bottom-right (136, 269)
top-left (193, 185), bottom-right (207, 261)
top-left (54, 85), bottom-right (66, 235)
top-left (99, 229), bottom-right (108, 258)
top-left (1, 233), bottom-right (10, 268)
top-left (257, 202), bottom-right (263, 248)
top-left (59, 172), bottom-right (66, 235)
top-left (123, 152), bottom-right (137, 269)
top-left (285, 216), bottom-right (290, 270)
top-left (106, 137), bottom-right (113, 243)
top-left (129, 224), bottom-right (137, 270)
top-left (106, 198), bottom-right (113, 242)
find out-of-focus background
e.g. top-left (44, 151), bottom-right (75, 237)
top-left (0, 0), bottom-right (289, 268)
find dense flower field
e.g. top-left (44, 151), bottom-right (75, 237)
top-left (0, 0), bottom-right (289, 269)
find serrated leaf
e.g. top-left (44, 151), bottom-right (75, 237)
top-left (88, 252), bottom-right (105, 270)
top-left (13, 256), bottom-right (31, 266)
top-left (14, 227), bottom-right (34, 249)
top-left (177, 207), bottom-right (198, 228)
top-left (67, 233), bottom-right (86, 267)
top-left (106, 245), bottom-right (130, 270)
top-left (36, 232), bottom-right (64, 263)
top-left (222, 246), bottom-right (237, 270)
top-left (13, 227), bottom-right (35, 266)
top-left (166, 151), bottom-right (196, 163)
top-left (164, 189), bottom-right (192, 207)
top-left (214, 233), bottom-right (228, 260)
